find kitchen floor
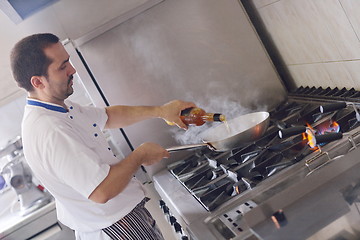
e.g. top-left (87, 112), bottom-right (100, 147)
top-left (44, 223), bottom-right (75, 240)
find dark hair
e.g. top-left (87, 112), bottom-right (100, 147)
top-left (10, 33), bottom-right (60, 92)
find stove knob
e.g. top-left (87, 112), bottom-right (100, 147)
top-left (169, 216), bottom-right (177, 225)
top-left (173, 222), bottom-right (182, 234)
top-left (159, 200), bottom-right (166, 208)
top-left (162, 205), bottom-right (169, 214)
top-left (271, 209), bottom-right (287, 229)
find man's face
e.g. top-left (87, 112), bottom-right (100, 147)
top-left (42, 42), bottom-right (76, 103)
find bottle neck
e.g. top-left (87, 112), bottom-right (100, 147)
top-left (202, 113), bottom-right (226, 122)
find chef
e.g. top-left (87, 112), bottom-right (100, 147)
top-left (10, 33), bottom-right (195, 240)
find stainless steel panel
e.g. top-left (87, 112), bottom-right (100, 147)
top-left (244, 147), bottom-right (360, 240)
top-left (74, 0), bottom-right (286, 175)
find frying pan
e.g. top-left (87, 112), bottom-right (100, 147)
top-left (166, 111), bottom-right (270, 152)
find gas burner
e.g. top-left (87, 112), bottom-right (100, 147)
top-left (193, 177), bottom-right (234, 210)
top-left (270, 101), bottom-right (303, 120)
top-left (167, 86), bottom-right (360, 211)
top-left (170, 155), bottom-right (209, 181)
top-left (184, 167), bottom-right (225, 189)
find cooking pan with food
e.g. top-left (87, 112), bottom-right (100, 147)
top-left (166, 111), bottom-right (270, 152)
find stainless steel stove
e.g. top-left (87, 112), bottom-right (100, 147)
top-left (153, 86), bottom-right (360, 240)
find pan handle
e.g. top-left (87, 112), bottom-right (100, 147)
top-left (166, 143), bottom-right (208, 152)
top-left (319, 102), bottom-right (347, 113)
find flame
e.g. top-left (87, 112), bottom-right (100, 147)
top-left (330, 121), bottom-right (339, 132)
top-left (302, 121), bottom-right (340, 150)
top-left (235, 185), bottom-right (240, 194)
top-left (317, 120), bottom-right (340, 135)
top-left (306, 128), bottom-right (318, 149)
top-left (302, 132), bottom-right (306, 140)
top-left (302, 123), bottom-right (313, 140)
top-left (302, 132), bottom-right (319, 150)
top-left (303, 123), bottom-right (317, 149)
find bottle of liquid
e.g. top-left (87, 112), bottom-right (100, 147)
top-left (180, 107), bottom-right (226, 126)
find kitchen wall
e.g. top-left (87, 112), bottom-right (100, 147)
top-left (0, 74), bottom-right (91, 149)
top-left (0, 3), bottom-right (66, 106)
top-left (75, 0), bottom-right (286, 167)
top-left (0, 0), bottom-right (161, 145)
top-left (0, 0), bottom-right (161, 107)
top-left (6, 0), bottom-right (358, 146)
top-left (0, 94), bottom-right (26, 148)
top-left (0, 0), bottom-right (287, 150)
top-left (249, 0), bottom-right (360, 90)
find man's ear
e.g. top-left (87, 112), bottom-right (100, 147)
top-left (30, 76), bottom-right (45, 89)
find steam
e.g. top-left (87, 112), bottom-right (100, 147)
top-left (170, 95), bottom-right (268, 145)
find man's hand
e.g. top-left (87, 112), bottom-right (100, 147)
top-left (134, 142), bottom-right (170, 166)
top-left (160, 100), bottom-right (196, 129)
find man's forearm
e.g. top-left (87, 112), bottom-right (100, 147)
top-left (105, 105), bottom-right (162, 129)
top-left (88, 150), bottom-right (144, 203)
top-left (104, 100), bottom-right (196, 130)
top-left (88, 142), bottom-right (168, 204)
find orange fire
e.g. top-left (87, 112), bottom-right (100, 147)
top-left (302, 121), bottom-right (339, 150)
top-left (302, 123), bottom-right (318, 150)
top-left (330, 121), bottom-right (339, 130)
top-left (317, 120), bottom-right (340, 135)
top-left (235, 185), bottom-right (240, 194)
top-left (303, 129), bottom-right (318, 150)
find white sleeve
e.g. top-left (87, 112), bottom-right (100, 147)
top-left (75, 102), bottom-right (108, 130)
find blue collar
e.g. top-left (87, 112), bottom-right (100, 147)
top-left (27, 99), bottom-right (67, 113)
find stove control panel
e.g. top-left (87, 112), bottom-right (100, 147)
top-left (211, 200), bottom-right (257, 239)
top-left (159, 200), bottom-right (189, 240)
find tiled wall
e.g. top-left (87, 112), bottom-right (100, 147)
top-left (251, 0), bottom-right (360, 90)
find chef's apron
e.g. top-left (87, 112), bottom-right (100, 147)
top-left (102, 198), bottom-right (164, 240)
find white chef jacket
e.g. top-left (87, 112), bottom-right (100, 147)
top-left (22, 99), bottom-right (145, 239)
